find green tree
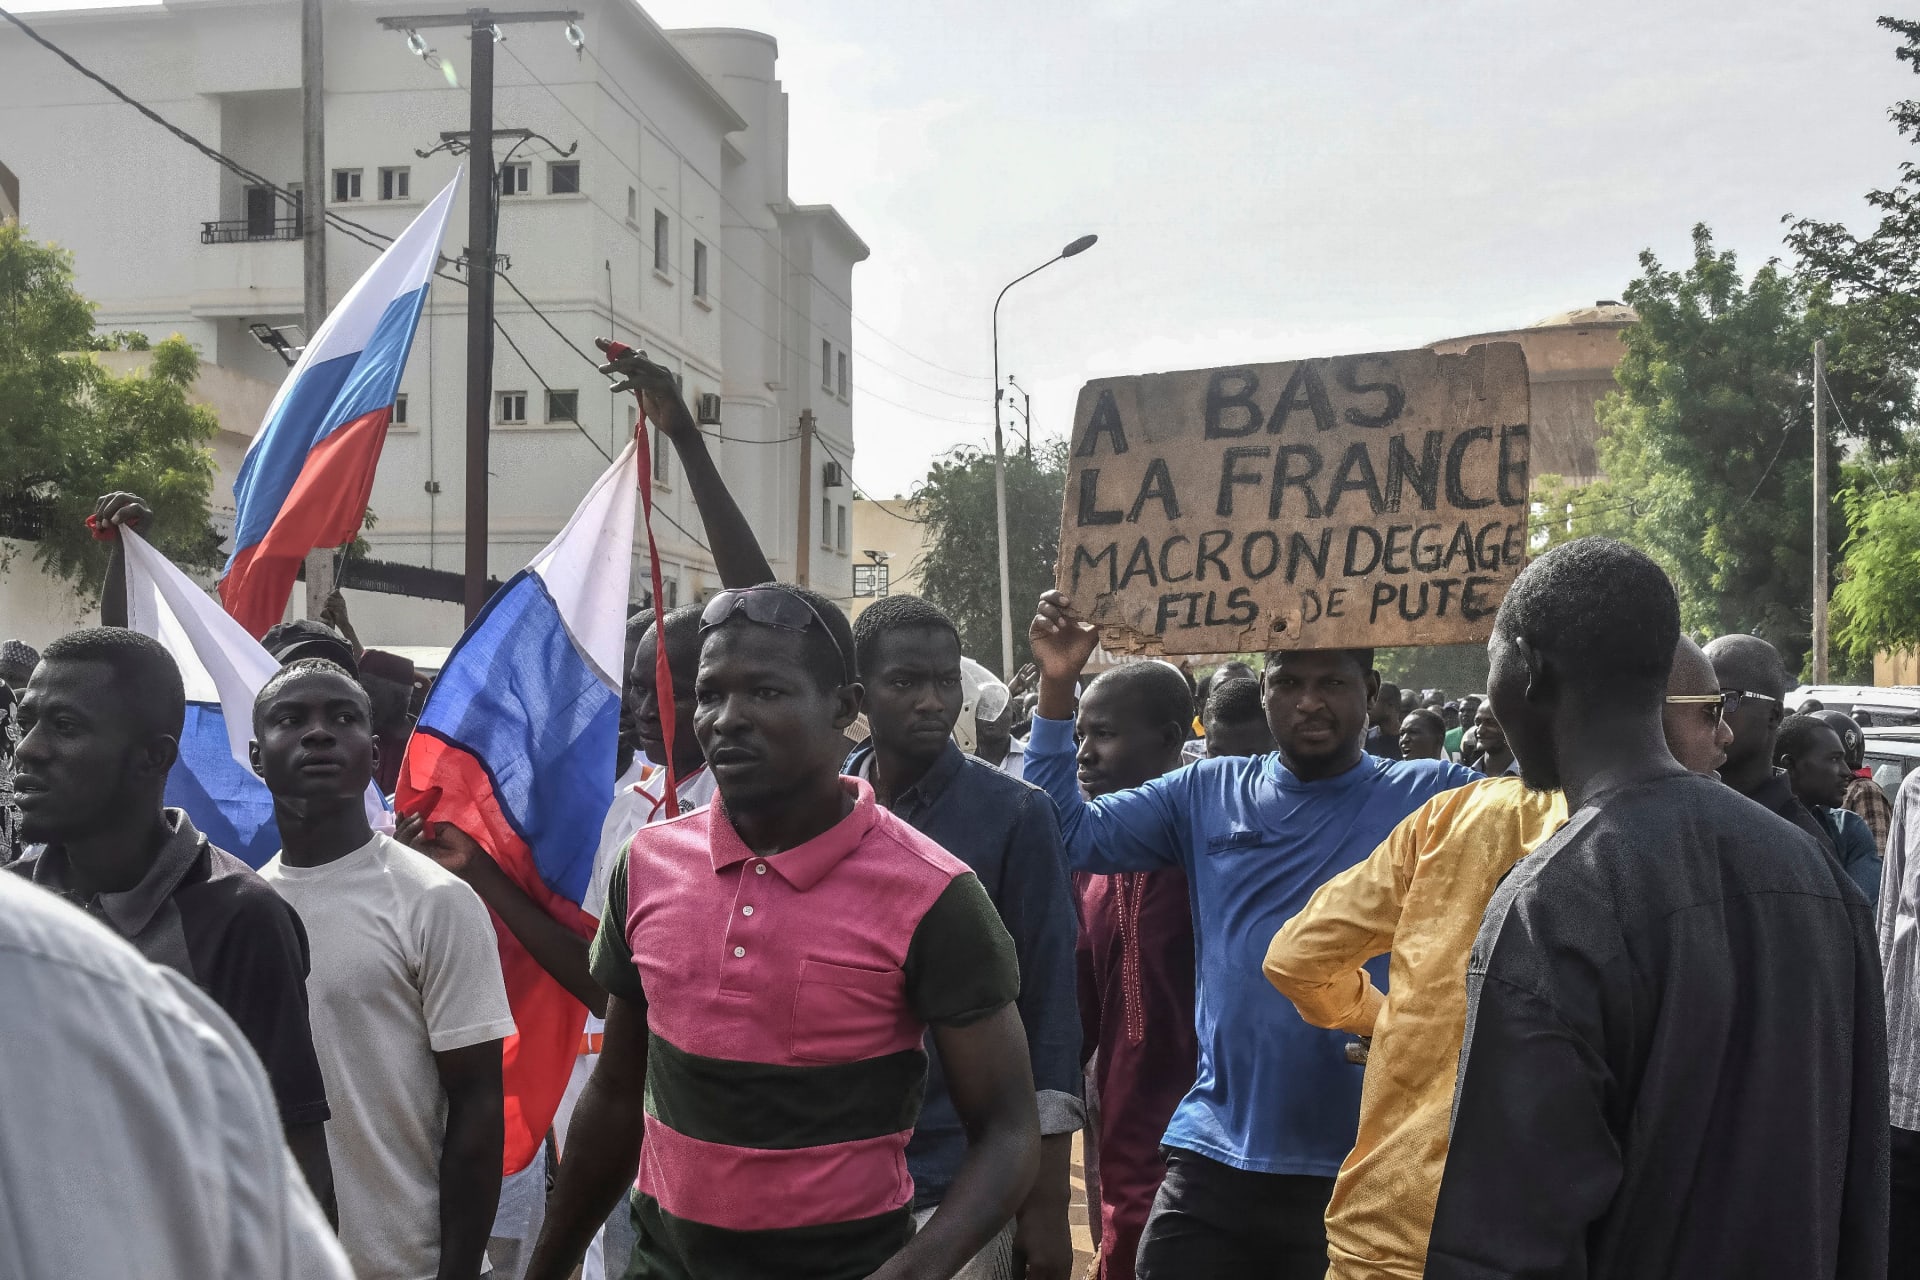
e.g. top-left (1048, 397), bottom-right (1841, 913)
top-left (0, 225), bottom-right (218, 600)
top-left (1832, 481), bottom-right (1920, 665)
top-left (1540, 226), bottom-right (1908, 672)
top-left (912, 440), bottom-right (1068, 673)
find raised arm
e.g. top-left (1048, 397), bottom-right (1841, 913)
top-left (91, 491), bottom-right (152, 627)
top-left (1024, 591), bottom-right (1186, 873)
top-left (597, 338), bottom-right (774, 589)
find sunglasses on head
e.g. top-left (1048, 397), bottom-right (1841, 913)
top-left (699, 586), bottom-right (853, 683)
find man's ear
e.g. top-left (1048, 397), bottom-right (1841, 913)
top-left (249, 739), bottom-right (265, 779)
top-left (832, 681), bottom-right (865, 733)
top-left (1157, 718), bottom-right (1187, 754)
top-left (1365, 670), bottom-right (1382, 703)
top-left (1514, 635), bottom-right (1555, 704)
top-left (140, 734), bottom-right (180, 780)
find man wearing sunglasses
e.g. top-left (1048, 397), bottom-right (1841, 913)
top-left (1706, 633), bottom-right (1837, 852)
top-left (529, 584), bottom-right (1040, 1280)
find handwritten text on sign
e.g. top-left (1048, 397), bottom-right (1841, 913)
top-left (1056, 342), bottom-right (1531, 654)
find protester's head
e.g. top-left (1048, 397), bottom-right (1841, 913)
top-left (629, 604), bottom-right (705, 773)
top-left (1473, 702), bottom-right (1507, 757)
top-left (1370, 681), bottom-right (1404, 731)
top-left (1703, 633), bottom-right (1791, 787)
top-left (1261, 647), bottom-right (1377, 779)
top-left (1662, 636), bottom-right (1734, 777)
top-left (1440, 701), bottom-right (1461, 730)
top-left (259, 618), bottom-right (359, 679)
top-left (851, 594), bottom-right (963, 769)
top-left (617, 608), bottom-right (654, 772)
top-left (1214, 660), bottom-right (1258, 689)
top-left (1775, 713), bottom-right (1851, 810)
top-left (1075, 660), bottom-right (1193, 796)
top-left (976, 697), bottom-right (1015, 766)
top-left (249, 659), bottom-right (377, 814)
top-left (1815, 709), bottom-right (1867, 772)
top-left (1203, 677), bottom-right (1274, 759)
top-left (1488, 537), bottom-right (1680, 791)
top-left (1398, 708), bottom-right (1447, 761)
top-left (1462, 694), bottom-right (1482, 722)
top-left (12, 628), bottom-right (184, 843)
top-left (695, 585), bottom-right (859, 814)
top-left (0, 639), bottom-right (39, 692)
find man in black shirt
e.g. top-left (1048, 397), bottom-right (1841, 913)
top-left (1705, 632), bottom-right (1835, 850)
top-left (7, 628), bottom-right (335, 1216)
top-left (1427, 538), bottom-right (1887, 1280)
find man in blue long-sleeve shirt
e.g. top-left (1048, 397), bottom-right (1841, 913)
top-left (1027, 590), bottom-right (1476, 1280)
top-left (847, 595), bottom-right (1083, 1280)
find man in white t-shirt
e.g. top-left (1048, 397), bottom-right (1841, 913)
top-left (254, 659), bottom-right (515, 1280)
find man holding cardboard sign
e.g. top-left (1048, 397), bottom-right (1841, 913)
top-left (1022, 344), bottom-right (1525, 1277)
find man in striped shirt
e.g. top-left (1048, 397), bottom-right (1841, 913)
top-left (527, 585), bottom-right (1041, 1280)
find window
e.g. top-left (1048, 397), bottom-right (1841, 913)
top-left (378, 166), bottom-right (410, 201)
top-left (836, 503), bottom-right (848, 553)
top-left (627, 186), bottom-right (637, 221)
top-left (244, 186), bottom-right (277, 238)
top-left (837, 351), bottom-right (848, 399)
top-left (498, 391), bottom-right (527, 423)
top-left (331, 169), bottom-right (362, 202)
top-left (545, 389), bottom-right (578, 422)
top-left (692, 240), bottom-right (708, 298)
top-left (393, 393), bottom-right (409, 426)
top-left (853, 562), bottom-right (890, 598)
top-left (663, 577), bottom-right (679, 609)
top-left (651, 424), bottom-right (671, 486)
top-left (653, 210), bottom-right (670, 273)
top-left (548, 161), bottom-right (580, 195)
top-left (821, 495), bottom-right (833, 549)
top-left (500, 163), bottom-right (530, 196)
top-left (822, 339), bottom-right (833, 390)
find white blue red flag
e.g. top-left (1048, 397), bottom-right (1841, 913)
top-left (220, 174), bottom-right (461, 636)
top-left (397, 438), bottom-right (639, 1174)
top-left (121, 530), bottom-right (389, 866)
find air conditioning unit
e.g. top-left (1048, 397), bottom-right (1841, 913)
top-left (822, 461), bottom-right (846, 489)
top-left (695, 392), bottom-right (722, 425)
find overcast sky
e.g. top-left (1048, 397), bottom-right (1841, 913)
top-left (14, 0), bottom-right (1916, 498)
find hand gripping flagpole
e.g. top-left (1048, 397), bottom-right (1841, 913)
top-left (600, 339), bottom-right (681, 820)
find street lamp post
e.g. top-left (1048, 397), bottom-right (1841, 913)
top-left (991, 233), bottom-right (1098, 678)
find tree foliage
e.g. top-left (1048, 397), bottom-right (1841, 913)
top-left (1831, 482), bottom-right (1920, 664)
top-left (0, 225), bottom-right (219, 600)
top-left (1530, 225), bottom-right (1910, 674)
top-left (912, 439), bottom-right (1068, 673)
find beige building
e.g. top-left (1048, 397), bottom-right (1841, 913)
top-left (1428, 301), bottom-right (1637, 486)
top-left (847, 497), bottom-right (929, 620)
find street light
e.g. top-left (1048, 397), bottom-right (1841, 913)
top-left (991, 233), bottom-right (1098, 678)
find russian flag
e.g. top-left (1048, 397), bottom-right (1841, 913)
top-left (396, 438), bottom-right (639, 1175)
top-left (220, 174), bottom-right (462, 637)
top-left (121, 529), bottom-right (390, 866)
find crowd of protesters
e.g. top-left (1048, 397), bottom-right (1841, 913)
top-left (0, 369), bottom-right (1912, 1280)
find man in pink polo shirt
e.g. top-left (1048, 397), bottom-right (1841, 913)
top-left (527, 584), bottom-right (1042, 1280)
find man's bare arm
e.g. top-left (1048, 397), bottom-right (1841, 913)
top-left (597, 338), bottom-right (774, 589)
top-left (868, 1005), bottom-right (1039, 1280)
top-left (431, 1040), bottom-right (505, 1280)
top-left (525, 994), bottom-right (650, 1280)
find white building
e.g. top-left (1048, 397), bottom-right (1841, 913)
top-left (0, 0), bottom-right (864, 645)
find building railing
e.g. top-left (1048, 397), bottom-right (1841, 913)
top-left (201, 217), bottom-right (303, 244)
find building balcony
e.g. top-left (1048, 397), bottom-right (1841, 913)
top-left (201, 216), bottom-right (303, 244)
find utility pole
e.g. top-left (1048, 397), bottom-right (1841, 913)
top-left (376, 8), bottom-right (580, 623)
top-left (1812, 338), bottom-right (1830, 683)
top-left (795, 409), bottom-right (816, 587)
top-left (301, 0), bottom-right (333, 620)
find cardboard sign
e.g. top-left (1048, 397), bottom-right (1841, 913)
top-left (1056, 342), bottom-right (1530, 654)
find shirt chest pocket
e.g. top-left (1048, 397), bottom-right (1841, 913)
top-left (791, 958), bottom-right (907, 1064)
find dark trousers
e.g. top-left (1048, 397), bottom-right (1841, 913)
top-left (1135, 1148), bottom-right (1335, 1280)
top-left (1894, 1126), bottom-right (1920, 1278)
